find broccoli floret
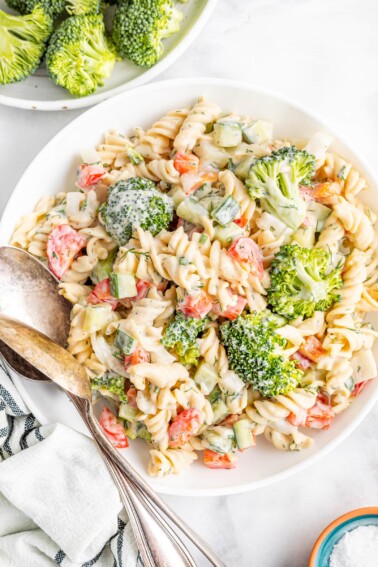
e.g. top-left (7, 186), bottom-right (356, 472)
top-left (112, 0), bottom-right (183, 67)
top-left (46, 15), bottom-right (116, 97)
top-left (5, 0), bottom-right (99, 17)
top-left (246, 146), bottom-right (316, 231)
top-left (0, 6), bottom-right (53, 85)
top-left (5, 0), bottom-right (64, 18)
top-left (101, 177), bottom-right (173, 245)
top-left (161, 311), bottom-right (207, 366)
top-left (268, 244), bottom-right (343, 320)
top-left (91, 371), bottom-right (127, 403)
top-left (220, 310), bottom-right (303, 397)
top-left (64, 0), bottom-right (100, 15)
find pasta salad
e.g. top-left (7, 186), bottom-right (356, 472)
top-left (11, 97), bottom-right (378, 477)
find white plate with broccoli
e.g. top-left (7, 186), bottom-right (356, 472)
top-left (1, 78), bottom-right (378, 496)
top-left (0, 0), bottom-right (217, 111)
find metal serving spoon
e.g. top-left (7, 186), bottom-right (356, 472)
top-left (0, 315), bottom-right (196, 567)
top-left (0, 246), bottom-right (225, 567)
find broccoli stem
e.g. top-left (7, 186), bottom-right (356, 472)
top-left (160, 7), bottom-right (182, 39)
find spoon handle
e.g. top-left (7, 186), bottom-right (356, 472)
top-left (70, 394), bottom-right (196, 567)
top-left (85, 402), bottom-right (226, 567)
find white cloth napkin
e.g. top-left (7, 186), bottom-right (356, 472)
top-left (0, 356), bottom-right (142, 567)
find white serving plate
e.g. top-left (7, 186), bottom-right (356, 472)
top-left (1, 78), bottom-right (377, 496)
top-left (0, 0), bottom-right (217, 111)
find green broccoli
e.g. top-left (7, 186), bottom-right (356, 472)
top-left (268, 244), bottom-right (343, 320)
top-left (6, 0), bottom-right (99, 18)
top-left (112, 0), bottom-right (183, 67)
top-left (161, 310), bottom-right (207, 366)
top-left (101, 177), bottom-right (174, 245)
top-left (220, 310), bottom-right (303, 397)
top-left (5, 0), bottom-right (64, 18)
top-left (0, 6), bottom-right (53, 85)
top-left (246, 146), bottom-right (316, 231)
top-left (91, 371), bottom-right (128, 403)
top-left (64, 0), bottom-right (100, 15)
top-left (46, 15), bottom-right (116, 97)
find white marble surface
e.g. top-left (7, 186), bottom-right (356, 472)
top-left (1, 0), bottom-right (378, 565)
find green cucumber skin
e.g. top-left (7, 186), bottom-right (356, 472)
top-left (212, 195), bottom-right (240, 225)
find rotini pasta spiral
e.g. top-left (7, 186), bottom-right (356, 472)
top-left (319, 152), bottom-right (367, 202)
top-left (148, 444), bottom-right (197, 477)
top-left (174, 98), bottom-right (221, 153)
top-left (334, 197), bottom-right (374, 251)
top-left (264, 425), bottom-right (313, 451)
top-left (135, 108), bottom-right (189, 159)
top-left (96, 129), bottom-right (136, 169)
top-left (245, 388), bottom-right (317, 436)
top-left (10, 195), bottom-right (57, 250)
top-left (315, 212), bottom-right (345, 254)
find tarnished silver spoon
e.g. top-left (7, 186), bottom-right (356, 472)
top-left (0, 246), bottom-right (225, 567)
top-left (0, 314), bottom-right (196, 567)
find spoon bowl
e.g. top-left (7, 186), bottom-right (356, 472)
top-left (0, 315), bottom-right (91, 400)
top-left (0, 246), bottom-right (71, 347)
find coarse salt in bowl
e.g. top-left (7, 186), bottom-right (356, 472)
top-left (309, 507), bottom-right (378, 567)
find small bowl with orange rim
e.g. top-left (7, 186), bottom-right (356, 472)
top-left (309, 507), bottom-right (378, 566)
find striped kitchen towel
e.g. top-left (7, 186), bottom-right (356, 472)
top-left (0, 355), bottom-right (143, 567)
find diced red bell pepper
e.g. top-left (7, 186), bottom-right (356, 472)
top-left (353, 380), bottom-right (371, 397)
top-left (126, 387), bottom-right (138, 408)
top-left (173, 152), bottom-right (199, 175)
top-left (47, 224), bottom-right (87, 280)
top-left (291, 351), bottom-right (312, 371)
top-left (178, 291), bottom-right (213, 319)
top-left (87, 278), bottom-right (118, 310)
top-left (204, 450), bottom-right (237, 469)
top-left (76, 162), bottom-right (106, 190)
top-left (234, 216), bottom-right (248, 228)
top-left (168, 408), bottom-right (202, 448)
top-left (298, 336), bottom-right (325, 363)
top-left (99, 406), bottom-right (128, 449)
top-left (124, 347), bottom-right (149, 369)
top-left (227, 237), bottom-right (264, 280)
top-left (212, 292), bottom-right (247, 320)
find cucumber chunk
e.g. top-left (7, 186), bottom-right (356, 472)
top-left (194, 362), bottom-right (219, 395)
top-left (91, 248), bottom-right (118, 284)
top-left (119, 402), bottom-right (139, 421)
top-left (201, 426), bottom-right (235, 453)
top-left (83, 304), bottom-right (113, 333)
top-left (214, 122), bottom-right (242, 148)
top-left (168, 186), bottom-right (187, 208)
top-left (124, 421), bottom-right (151, 442)
top-left (109, 272), bottom-right (137, 299)
top-left (115, 328), bottom-right (136, 355)
top-left (176, 197), bottom-right (209, 226)
top-left (233, 419), bottom-right (255, 449)
top-left (211, 195), bottom-right (240, 225)
top-left (211, 398), bottom-right (230, 424)
top-left (213, 222), bottom-right (245, 247)
top-left (234, 156), bottom-right (256, 180)
top-left (196, 142), bottom-right (229, 169)
top-left (242, 120), bottom-right (273, 144)
top-left (291, 225), bottom-right (316, 248)
top-left (307, 201), bottom-right (332, 232)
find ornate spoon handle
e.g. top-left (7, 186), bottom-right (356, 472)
top-left (85, 400), bottom-right (226, 567)
top-left (70, 394), bottom-right (196, 567)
